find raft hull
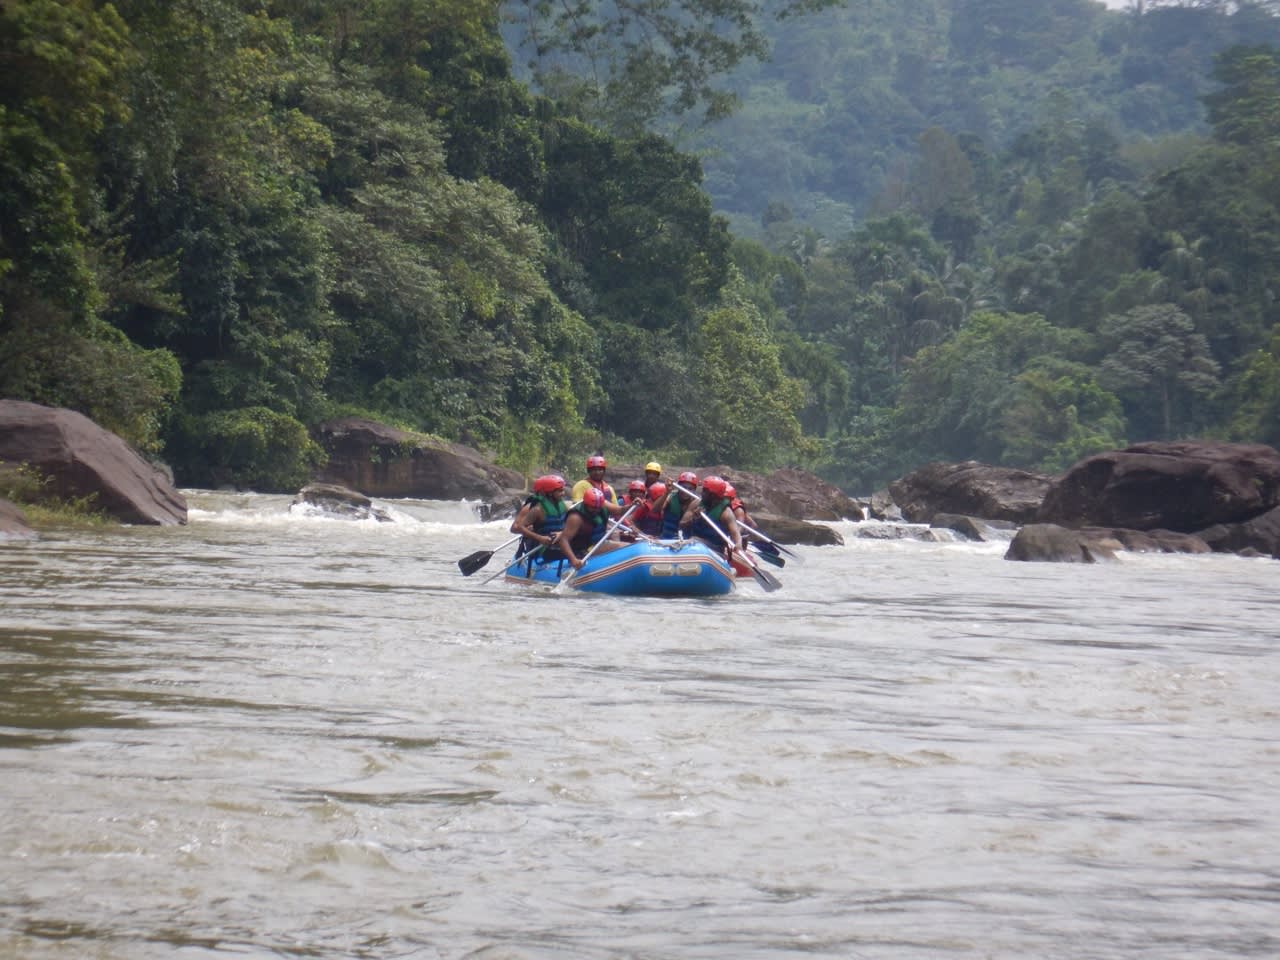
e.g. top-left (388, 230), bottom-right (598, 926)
top-left (504, 540), bottom-right (735, 596)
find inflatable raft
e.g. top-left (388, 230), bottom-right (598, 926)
top-left (503, 539), bottom-right (736, 596)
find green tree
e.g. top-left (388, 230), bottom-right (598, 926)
top-left (1000, 358), bottom-right (1127, 471)
top-left (507, 0), bottom-right (843, 133)
top-left (1097, 302), bottom-right (1220, 438)
top-left (690, 270), bottom-right (807, 466)
top-left (894, 309), bottom-right (1094, 464)
top-left (1203, 45), bottom-right (1280, 146)
top-left (1222, 325), bottom-right (1280, 447)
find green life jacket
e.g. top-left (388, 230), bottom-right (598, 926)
top-left (531, 494), bottom-right (567, 535)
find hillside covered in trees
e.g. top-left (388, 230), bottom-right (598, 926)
top-left (3, 0), bottom-right (1280, 495)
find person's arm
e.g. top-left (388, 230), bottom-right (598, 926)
top-left (677, 498), bottom-right (702, 534)
top-left (721, 511), bottom-right (744, 554)
top-left (559, 513), bottom-right (585, 567)
top-left (570, 479), bottom-right (590, 502)
top-left (511, 505), bottom-right (554, 546)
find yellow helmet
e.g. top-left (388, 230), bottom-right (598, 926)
top-left (644, 461), bottom-right (662, 474)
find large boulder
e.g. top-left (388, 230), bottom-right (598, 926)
top-left (312, 417), bottom-right (525, 501)
top-left (1037, 441), bottom-right (1280, 532)
top-left (888, 461), bottom-right (1054, 524)
top-left (747, 512), bottom-right (844, 546)
top-left (0, 400), bottom-right (186, 525)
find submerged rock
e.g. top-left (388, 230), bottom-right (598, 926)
top-left (292, 482), bottom-right (392, 522)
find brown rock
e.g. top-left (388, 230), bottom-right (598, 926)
top-left (1079, 527), bottom-right (1211, 554)
top-left (1038, 441), bottom-right (1280, 532)
top-left (747, 512), bottom-right (844, 546)
top-left (292, 482), bottom-right (392, 522)
top-left (0, 400), bottom-right (186, 525)
top-left (1195, 505), bottom-right (1280, 558)
top-left (313, 418), bottom-right (524, 501)
top-left (1005, 523), bottom-right (1118, 563)
top-left (889, 461), bottom-right (1054, 524)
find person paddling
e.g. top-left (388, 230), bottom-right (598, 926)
top-left (619, 480), bottom-right (649, 539)
top-left (571, 454), bottom-right (622, 515)
top-left (660, 471), bottom-right (700, 538)
top-left (559, 487), bottom-right (618, 569)
top-left (509, 475), bottom-right (569, 565)
top-left (634, 481), bottom-right (666, 538)
top-left (676, 475), bottom-right (745, 558)
top-left (725, 482), bottom-right (755, 527)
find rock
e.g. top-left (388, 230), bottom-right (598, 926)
top-left (1195, 505), bottom-right (1280, 558)
top-left (312, 417), bottom-right (525, 502)
top-left (1037, 441), bottom-right (1280, 532)
top-left (1005, 523), bottom-right (1118, 563)
top-left (0, 400), bottom-right (187, 525)
top-left (853, 522), bottom-right (951, 542)
top-left (1079, 527), bottom-right (1211, 554)
top-left (930, 512), bottom-right (1015, 542)
top-left (889, 461), bottom-right (1054, 524)
top-left (0, 497), bottom-right (36, 540)
top-left (867, 489), bottom-right (902, 521)
top-left (292, 482), bottom-right (392, 522)
top-left (747, 512), bottom-right (844, 546)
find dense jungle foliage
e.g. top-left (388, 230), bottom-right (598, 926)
top-left (2, 0), bottom-right (1280, 494)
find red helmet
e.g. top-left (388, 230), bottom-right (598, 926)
top-left (628, 479), bottom-right (646, 495)
top-left (677, 471), bottom-right (698, 486)
top-left (586, 454), bottom-right (607, 470)
top-left (582, 487), bottom-right (606, 509)
top-left (533, 474), bottom-right (566, 495)
top-left (724, 483), bottom-right (737, 499)
top-left (702, 475), bottom-right (728, 498)
top-left (647, 482), bottom-right (667, 500)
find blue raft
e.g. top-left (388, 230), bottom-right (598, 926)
top-left (503, 539), bottom-right (736, 596)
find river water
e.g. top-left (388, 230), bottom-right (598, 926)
top-left (1, 491), bottom-right (1277, 959)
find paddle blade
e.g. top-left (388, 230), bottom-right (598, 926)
top-left (750, 545), bottom-right (785, 568)
top-left (751, 565), bottom-right (783, 592)
top-left (773, 542), bottom-right (805, 564)
top-left (457, 549), bottom-right (494, 576)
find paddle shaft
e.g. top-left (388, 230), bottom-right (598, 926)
top-left (457, 533), bottom-right (523, 576)
top-left (480, 541), bottom-right (547, 584)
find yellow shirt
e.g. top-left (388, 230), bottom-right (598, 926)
top-left (571, 478), bottom-right (617, 504)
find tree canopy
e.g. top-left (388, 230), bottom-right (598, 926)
top-left (3, 0), bottom-right (1280, 495)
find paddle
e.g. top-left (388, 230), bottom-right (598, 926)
top-left (457, 533), bottom-right (523, 576)
top-left (553, 501), bottom-right (641, 594)
top-left (736, 518), bottom-right (805, 564)
top-left (672, 482), bottom-right (781, 592)
top-left (480, 541), bottom-right (548, 585)
top-left (748, 542), bottom-right (785, 568)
